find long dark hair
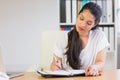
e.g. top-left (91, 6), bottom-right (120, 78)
top-left (65, 2), bottom-right (102, 69)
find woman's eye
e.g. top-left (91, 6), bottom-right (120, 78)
top-left (80, 17), bottom-right (84, 20)
top-left (87, 21), bottom-right (92, 25)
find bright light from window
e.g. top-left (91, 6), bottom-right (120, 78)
top-left (118, 0), bottom-right (120, 33)
top-left (119, 0), bottom-right (120, 8)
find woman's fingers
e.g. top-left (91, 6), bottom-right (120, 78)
top-left (85, 65), bottom-right (99, 76)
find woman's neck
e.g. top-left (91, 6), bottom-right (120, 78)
top-left (79, 31), bottom-right (89, 38)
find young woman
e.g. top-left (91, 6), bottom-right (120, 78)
top-left (50, 2), bottom-right (110, 76)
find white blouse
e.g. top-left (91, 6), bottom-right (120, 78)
top-left (53, 29), bottom-right (110, 70)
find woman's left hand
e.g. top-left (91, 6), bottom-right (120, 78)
top-left (85, 65), bottom-right (100, 76)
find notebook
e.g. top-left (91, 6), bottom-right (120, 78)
top-left (37, 68), bottom-right (85, 77)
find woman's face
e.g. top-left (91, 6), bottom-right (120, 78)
top-left (76, 10), bottom-right (96, 34)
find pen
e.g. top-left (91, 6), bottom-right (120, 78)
top-left (54, 56), bottom-right (58, 63)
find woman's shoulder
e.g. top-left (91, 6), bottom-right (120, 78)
top-left (89, 29), bottom-right (107, 40)
top-left (91, 29), bottom-right (105, 37)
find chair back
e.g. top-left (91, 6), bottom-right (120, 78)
top-left (40, 31), bottom-right (68, 70)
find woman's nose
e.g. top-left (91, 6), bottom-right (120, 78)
top-left (81, 22), bottom-right (86, 27)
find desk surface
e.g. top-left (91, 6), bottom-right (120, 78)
top-left (10, 69), bottom-right (120, 80)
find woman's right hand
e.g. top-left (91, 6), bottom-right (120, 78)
top-left (50, 56), bottom-right (62, 71)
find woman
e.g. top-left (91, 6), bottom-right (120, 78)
top-left (50, 2), bottom-right (110, 76)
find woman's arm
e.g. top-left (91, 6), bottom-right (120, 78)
top-left (50, 55), bottom-right (62, 71)
top-left (85, 48), bottom-right (107, 76)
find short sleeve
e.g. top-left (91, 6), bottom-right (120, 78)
top-left (53, 41), bottom-right (64, 57)
top-left (96, 31), bottom-right (110, 52)
top-left (52, 32), bottom-right (68, 58)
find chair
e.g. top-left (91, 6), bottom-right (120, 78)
top-left (39, 30), bottom-right (68, 70)
top-left (105, 52), bottom-right (116, 70)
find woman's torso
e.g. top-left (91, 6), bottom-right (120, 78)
top-left (53, 29), bottom-right (109, 70)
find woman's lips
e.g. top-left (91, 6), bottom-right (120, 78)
top-left (78, 27), bottom-right (85, 31)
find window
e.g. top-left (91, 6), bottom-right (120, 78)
top-left (118, 1), bottom-right (120, 33)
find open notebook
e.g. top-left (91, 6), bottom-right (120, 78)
top-left (37, 68), bottom-right (85, 77)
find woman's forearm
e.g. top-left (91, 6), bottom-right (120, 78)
top-left (94, 61), bottom-right (105, 73)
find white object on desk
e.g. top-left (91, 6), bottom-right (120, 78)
top-left (0, 72), bottom-right (9, 80)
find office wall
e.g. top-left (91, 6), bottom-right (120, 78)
top-left (0, 0), bottom-right (59, 72)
